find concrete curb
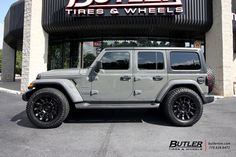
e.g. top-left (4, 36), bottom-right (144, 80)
top-left (0, 87), bottom-right (21, 95)
top-left (213, 95), bottom-right (224, 99)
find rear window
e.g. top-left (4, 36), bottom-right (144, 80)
top-left (170, 52), bottom-right (201, 70)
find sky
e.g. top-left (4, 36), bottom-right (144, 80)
top-left (0, 0), bottom-right (17, 49)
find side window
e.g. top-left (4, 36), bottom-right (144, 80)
top-left (170, 52), bottom-right (201, 70)
top-left (138, 52), bottom-right (164, 70)
top-left (101, 52), bottom-right (130, 70)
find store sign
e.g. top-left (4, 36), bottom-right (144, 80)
top-left (65, 0), bottom-right (184, 16)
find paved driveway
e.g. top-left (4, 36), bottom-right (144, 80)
top-left (0, 92), bottom-right (236, 157)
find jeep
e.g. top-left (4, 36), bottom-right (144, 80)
top-left (22, 47), bottom-right (214, 128)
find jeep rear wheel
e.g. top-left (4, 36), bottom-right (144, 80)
top-left (164, 88), bottom-right (203, 126)
top-left (26, 88), bottom-right (70, 128)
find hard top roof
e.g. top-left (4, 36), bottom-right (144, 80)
top-left (104, 47), bottom-right (201, 51)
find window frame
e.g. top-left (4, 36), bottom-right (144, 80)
top-left (100, 51), bottom-right (131, 71)
top-left (137, 51), bottom-right (165, 71)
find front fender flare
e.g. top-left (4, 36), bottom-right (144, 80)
top-left (30, 79), bottom-right (83, 103)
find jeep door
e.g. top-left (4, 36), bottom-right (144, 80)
top-left (133, 50), bottom-right (167, 101)
top-left (91, 51), bottom-right (133, 101)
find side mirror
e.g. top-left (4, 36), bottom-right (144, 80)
top-left (95, 61), bottom-right (103, 73)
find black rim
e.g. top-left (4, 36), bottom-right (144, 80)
top-left (33, 97), bottom-right (59, 122)
top-left (172, 96), bottom-right (197, 121)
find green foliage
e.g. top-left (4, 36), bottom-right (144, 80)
top-left (101, 40), bottom-right (170, 48)
top-left (0, 49), bottom-right (2, 73)
top-left (84, 53), bottom-right (96, 68)
top-left (0, 50), bottom-right (22, 74)
top-left (15, 51), bottom-right (22, 75)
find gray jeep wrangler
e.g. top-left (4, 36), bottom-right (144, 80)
top-left (22, 47), bottom-right (214, 128)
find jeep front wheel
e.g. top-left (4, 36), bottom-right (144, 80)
top-left (164, 88), bottom-right (203, 126)
top-left (26, 88), bottom-right (70, 128)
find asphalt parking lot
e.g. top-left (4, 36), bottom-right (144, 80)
top-left (0, 92), bottom-right (236, 157)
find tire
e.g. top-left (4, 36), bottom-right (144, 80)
top-left (164, 88), bottom-right (203, 126)
top-left (26, 88), bottom-right (70, 128)
top-left (206, 67), bottom-right (215, 93)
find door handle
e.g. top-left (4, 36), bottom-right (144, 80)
top-left (153, 76), bottom-right (163, 81)
top-left (120, 76), bottom-right (131, 81)
top-left (134, 77), bottom-right (141, 82)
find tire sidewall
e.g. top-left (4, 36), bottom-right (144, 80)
top-left (166, 88), bottom-right (203, 126)
top-left (27, 88), bottom-right (69, 128)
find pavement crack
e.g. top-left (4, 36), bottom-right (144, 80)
top-left (95, 123), bottom-right (115, 157)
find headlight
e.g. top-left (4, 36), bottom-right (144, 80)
top-left (28, 83), bottom-right (34, 89)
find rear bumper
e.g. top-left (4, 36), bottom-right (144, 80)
top-left (202, 95), bottom-right (214, 104)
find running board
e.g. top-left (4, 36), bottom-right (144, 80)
top-left (75, 102), bottom-right (160, 109)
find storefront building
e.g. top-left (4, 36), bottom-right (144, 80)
top-left (1, 0), bottom-right (236, 96)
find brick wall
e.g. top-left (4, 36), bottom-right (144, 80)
top-left (206, 0), bottom-right (234, 96)
top-left (21, 0), bottom-right (48, 92)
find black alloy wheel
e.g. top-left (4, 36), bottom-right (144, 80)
top-left (26, 88), bottom-right (70, 128)
top-left (33, 96), bottom-right (59, 122)
top-left (172, 96), bottom-right (197, 121)
top-left (164, 88), bottom-right (203, 126)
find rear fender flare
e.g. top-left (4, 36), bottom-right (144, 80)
top-left (156, 80), bottom-right (204, 102)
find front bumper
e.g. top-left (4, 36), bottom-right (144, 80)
top-left (22, 89), bottom-right (35, 101)
top-left (202, 95), bottom-right (214, 104)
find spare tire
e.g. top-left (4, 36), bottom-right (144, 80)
top-left (206, 67), bottom-right (215, 93)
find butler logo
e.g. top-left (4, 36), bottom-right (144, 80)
top-left (169, 140), bottom-right (203, 151)
top-left (65, 0), bottom-right (184, 16)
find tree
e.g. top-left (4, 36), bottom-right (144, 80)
top-left (83, 53), bottom-right (96, 68)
